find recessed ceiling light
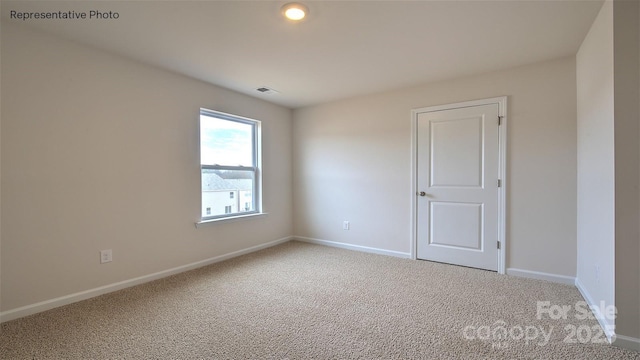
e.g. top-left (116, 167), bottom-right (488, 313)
top-left (282, 3), bottom-right (308, 21)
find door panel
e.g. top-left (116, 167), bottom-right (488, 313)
top-left (430, 202), bottom-right (483, 250)
top-left (431, 117), bottom-right (483, 187)
top-left (416, 103), bottom-right (499, 271)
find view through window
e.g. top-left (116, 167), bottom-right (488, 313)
top-left (200, 109), bottom-right (260, 220)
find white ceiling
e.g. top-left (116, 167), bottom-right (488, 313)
top-left (2, 0), bottom-right (604, 108)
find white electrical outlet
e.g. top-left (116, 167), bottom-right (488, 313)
top-left (100, 249), bottom-right (113, 264)
top-left (595, 264), bottom-right (600, 282)
top-left (343, 221), bottom-right (350, 230)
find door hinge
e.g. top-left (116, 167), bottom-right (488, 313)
top-left (497, 241), bottom-right (501, 249)
top-left (497, 179), bottom-right (502, 187)
top-left (498, 116), bottom-right (503, 126)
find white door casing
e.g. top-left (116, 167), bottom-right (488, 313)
top-left (411, 97), bottom-right (506, 273)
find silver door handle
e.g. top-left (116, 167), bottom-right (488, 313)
top-left (418, 191), bottom-right (427, 196)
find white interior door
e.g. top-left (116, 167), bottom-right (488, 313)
top-left (416, 103), bottom-right (500, 271)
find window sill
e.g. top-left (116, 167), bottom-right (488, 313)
top-left (195, 212), bottom-right (268, 228)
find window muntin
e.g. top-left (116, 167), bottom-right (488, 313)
top-left (200, 109), bottom-right (260, 220)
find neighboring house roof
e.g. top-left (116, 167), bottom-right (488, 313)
top-left (202, 170), bottom-right (252, 191)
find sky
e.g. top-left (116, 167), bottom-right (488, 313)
top-left (200, 115), bottom-right (253, 167)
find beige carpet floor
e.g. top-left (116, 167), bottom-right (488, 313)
top-left (1, 241), bottom-right (638, 359)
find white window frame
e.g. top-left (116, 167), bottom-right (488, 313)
top-left (198, 108), bottom-right (262, 223)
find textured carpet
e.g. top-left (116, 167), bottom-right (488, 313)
top-left (1, 241), bottom-right (638, 359)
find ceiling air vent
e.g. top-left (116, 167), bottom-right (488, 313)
top-left (255, 87), bottom-right (279, 95)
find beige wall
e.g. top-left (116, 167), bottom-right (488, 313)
top-left (613, 0), bottom-right (640, 342)
top-left (1, 23), bottom-right (293, 312)
top-left (576, 0), bottom-right (615, 334)
top-left (577, 0), bottom-right (640, 343)
top-left (293, 57), bottom-right (578, 277)
top-left (0, 17), bottom-right (2, 314)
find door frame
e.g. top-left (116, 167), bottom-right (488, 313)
top-left (410, 96), bottom-right (507, 274)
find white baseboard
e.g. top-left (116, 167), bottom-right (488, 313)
top-left (294, 236), bottom-right (411, 259)
top-left (506, 268), bottom-right (576, 285)
top-left (575, 277), bottom-right (616, 344)
top-left (0, 236), bottom-right (293, 323)
top-left (613, 334), bottom-right (640, 352)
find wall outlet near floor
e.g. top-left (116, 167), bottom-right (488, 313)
top-left (100, 249), bottom-right (113, 264)
top-left (343, 221), bottom-right (350, 230)
top-left (595, 264), bottom-right (600, 282)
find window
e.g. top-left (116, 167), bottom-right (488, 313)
top-left (200, 108), bottom-right (261, 221)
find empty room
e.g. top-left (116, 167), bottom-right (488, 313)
top-left (1, 0), bottom-right (639, 358)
